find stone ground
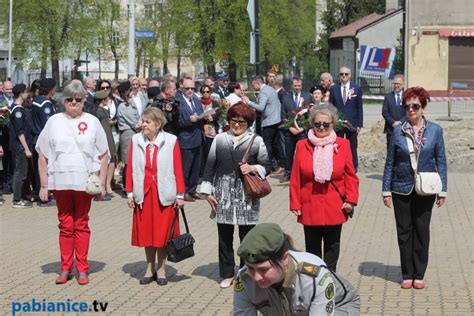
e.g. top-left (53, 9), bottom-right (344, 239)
top-left (0, 102), bottom-right (473, 315)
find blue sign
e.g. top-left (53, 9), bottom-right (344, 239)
top-left (135, 31), bottom-right (155, 39)
top-left (359, 45), bottom-right (395, 78)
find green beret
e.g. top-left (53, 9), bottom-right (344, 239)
top-left (237, 223), bottom-right (285, 264)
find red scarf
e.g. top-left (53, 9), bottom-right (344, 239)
top-left (201, 96), bottom-right (212, 109)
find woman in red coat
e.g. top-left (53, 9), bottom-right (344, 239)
top-left (290, 103), bottom-right (359, 272)
top-left (126, 107), bottom-right (185, 286)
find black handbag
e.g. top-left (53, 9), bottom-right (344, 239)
top-left (167, 206), bottom-right (195, 263)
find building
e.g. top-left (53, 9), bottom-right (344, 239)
top-left (329, 8), bottom-right (403, 94)
top-left (405, 0), bottom-right (474, 96)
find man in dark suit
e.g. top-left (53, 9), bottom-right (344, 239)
top-left (214, 71), bottom-right (229, 100)
top-left (177, 77), bottom-right (206, 201)
top-left (280, 77), bottom-right (311, 182)
top-left (329, 66), bottom-right (363, 171)
top-left (382, 74), bottom-right (406, 150)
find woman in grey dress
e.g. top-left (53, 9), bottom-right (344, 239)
top-left (200, 102), bottom-right (271, 289)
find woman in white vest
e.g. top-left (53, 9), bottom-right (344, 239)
top-left (125, 107), bottom-right (186, 286)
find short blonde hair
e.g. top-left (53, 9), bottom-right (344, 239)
top-left (142, 107), bottom-right (167, 130)
top-left (309, 103), bottom-right (338, 128)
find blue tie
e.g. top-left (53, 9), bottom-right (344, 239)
top-left (395, 93), bottom-right (400, 106)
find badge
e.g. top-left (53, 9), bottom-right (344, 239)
top-left (325, 301), bottom-right (334, 314)
top-left (44, 107), bottom-right (51, 114)
top-left (318, 272), bottom-right (331, 286)
top-left (298, 262), bottom-right (320, 277)
top-left (234, 278), bottom-right (244, 292)
top-left (15, 111), bottom-right (22, 118)
top-left (325, 283), bottom-right (334, 300)
top-left (78, 122), bottom-right (88, 134)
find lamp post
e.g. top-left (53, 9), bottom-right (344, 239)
top-left (7, 0), bottom-right (13, 79)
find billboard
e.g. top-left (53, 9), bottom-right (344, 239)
top-left (359, 45), bottom-right (395, 78)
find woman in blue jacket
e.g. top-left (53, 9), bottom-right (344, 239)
top-left (382, 86), bottom-right (447, 290)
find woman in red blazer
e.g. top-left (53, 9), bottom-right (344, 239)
top-left (290, 103), bottom-right (359, 272)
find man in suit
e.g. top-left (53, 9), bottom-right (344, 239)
top-left (320, 72), bottom-right (334, 102)
top-left (214, 72), bottom-right (229, 100)
top-left (382, 74), bottom-right (405, 150)
top-left (329, 66), bottom-right (363, 171)
top-left (177, 77), bottom-right (206, 201)
top-left (247, 75), bottom-right (285, 173)
top-left (83, 77), bottom-right (96, 105)
top-left (280, 77), bottom-right (311, 182)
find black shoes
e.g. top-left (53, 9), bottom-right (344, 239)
top-left (157, 278), bottom-right (168, 286)
top-left (139, 273), bottom-right (157, 285)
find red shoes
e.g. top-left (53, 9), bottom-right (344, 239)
top-left (55, 271), bottom-right (73, 284)
top-left (77, 272), bottom-right (89, 285)
top-left (413, 280), bottom-right (425, 289)
top-left (400, 279), bottom-right (425, 289)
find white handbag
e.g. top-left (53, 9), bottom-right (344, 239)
top-left (406, 137), bottom-right (442, 196)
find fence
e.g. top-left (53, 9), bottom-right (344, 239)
top-left (358, 74), bottom-right (394, 95)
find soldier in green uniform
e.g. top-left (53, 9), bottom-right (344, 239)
top-left (233, 223), bottom-right (360, 315)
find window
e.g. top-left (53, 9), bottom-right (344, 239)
top-left (144, 4), bottom-right (153, 18)
top-left (112, 31), bottom-right (120, 46)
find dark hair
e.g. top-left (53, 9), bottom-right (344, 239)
top-left (38, 86), bottom-right (53, 96)
top-left (251, 75), bottom-right (264, 84)
top-left (228, 82), bottom-right (241, 94)
top-left (30, 79), bottom-right (41, 95)
top-left (97, 79), bottom-right (112, 97)
top-left (403, 86), bottom-right (430, 108)
top-left (200, 84), bottom-right (212, 94)
top-left (227, 102), bottom-right (256, 126)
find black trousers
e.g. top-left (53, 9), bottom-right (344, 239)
top-left (31, 147), bottom-right (40, 195)
top-left (217, 224), bottom-right (255, 278)
top-left (262, 123), bottom-right (285, 169)
top-left (392, 192), bottom-right (436, 280)
top-left (200, 136), bottom-right (214, 177)
top-left (386, 134), bottom-right (392, 152)
top-left (284, 132), bottom-right (306, 177)
top-left (13, 152), bottom-right (28, 201)
top-left (181, 145), bottom-right (201, 195)
top-left (336, 129), bottom-right (358, 171)
top-left (304, 224), bottom-right (342, 272)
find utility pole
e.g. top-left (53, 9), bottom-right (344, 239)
top-left (254, 0), bottom-right (259, 75)
top-left (7, 0), bottom-right (13, 79)
top-left (128, 0), bottom-right (136, 78)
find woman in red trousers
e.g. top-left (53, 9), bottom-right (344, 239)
top-left (126, 107), bottom-right (185, 286)
top-left (290, 103), bottom-right (359, 272)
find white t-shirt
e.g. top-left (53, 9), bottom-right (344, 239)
top-left (36, 113), bottom-right (109, 191)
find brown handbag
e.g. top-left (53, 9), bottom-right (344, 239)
top-left (241, 135), bottom-right (272, 199)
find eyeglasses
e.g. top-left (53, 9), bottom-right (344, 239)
top-left (313, 122), bottom-right (332, 129)
top-left (403, 103), bottom-right (421, 111)
top-left (184, 87), bottom-right (195, 91)
top-left (230, 119), bottom-right (248, 126)
top-left (339, 73), bottom-right (349, 76)
top-left (65, 97), bottom-right (83, 103)
top-left (202, 90), bottom-right (211, 94)
top-left (100, 85), bottom-right (110, 90)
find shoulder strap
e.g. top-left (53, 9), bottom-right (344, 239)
top-left (66, 118), bottom-right (92, 173)
top-left (168, 206), bottom-right (190, 241)
top-left (241, 135), bottom-right (257, 164)
top-left (405, 135), bottom-right (418, 172)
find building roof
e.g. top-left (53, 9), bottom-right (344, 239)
top-left (330, 8), bottom-right (399, 39)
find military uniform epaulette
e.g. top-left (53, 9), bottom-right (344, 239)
top-left (297, 262), bottom-right (321, 277)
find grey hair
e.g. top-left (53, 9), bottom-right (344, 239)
top-left (142, 107), bottom-right (167, 130)
top-left (320, 72), bottom-right (333, 82)
top-left (309, 102), bottom-right (339, 128)
top-left (63, 79), bottom-right (86, 99)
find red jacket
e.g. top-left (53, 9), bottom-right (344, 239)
top-left (290, 137), bottom-right (359, 226)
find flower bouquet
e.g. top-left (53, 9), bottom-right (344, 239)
top-left (279, 106), bottom-right (311, 130)
top-left (0, 101), bottom-right (10, 127)
top-left (335, 111), bottom-right (356, 132)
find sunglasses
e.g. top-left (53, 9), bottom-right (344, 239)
top-left (314, 122), bottom-right (332, 129)
top-left (65, 97), bottom-right (83, 103)
top-left (100, 86), bottom-right (110, 90)
top-left (230, 119), bottom-right (248, 125)
top-left (202, 90), bottom-right (211, 94)
top-left (339, 73), bottom-right (349, 76)
top-left (184, 87), bottom-right (195, 91)
top-left (403, 103), bottom-right (422, 111)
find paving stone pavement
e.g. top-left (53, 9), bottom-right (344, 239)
top-left (0, 172), bottom-right (472, 315)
